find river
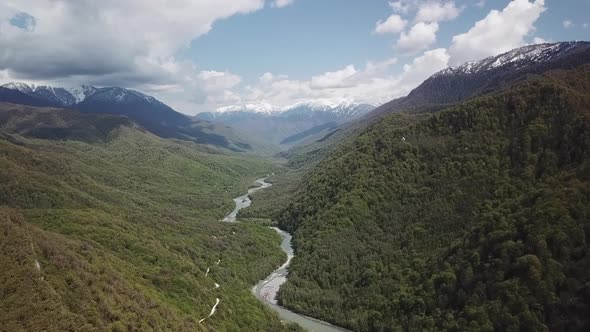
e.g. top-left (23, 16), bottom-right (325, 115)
top-left (224, 177), bottom-right (350, 332)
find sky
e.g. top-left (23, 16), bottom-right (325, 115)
top-left (0, 0), bottom-right (588, 115)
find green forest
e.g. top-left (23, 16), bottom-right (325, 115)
top-left (0, 104), bottom-right (296, 331)
top-left (275, 66), bottom-right (590, 331)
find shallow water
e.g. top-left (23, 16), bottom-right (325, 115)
top-left (224, 177), bottom-right (350, 331)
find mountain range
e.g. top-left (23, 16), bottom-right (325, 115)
top-left (0, 83), bottom-right (273, 152)
top-left (369, 41), bottom-right (590, 119)
top-left (279, 41), bottom-right (590, 168)
top-left (1, 40), bottom-right (589, 332)
top-left (197, 102), bottom-right (375, 146)
top-left (241, 42), bottom-right (590, 331)
top-left (0, 81), bottom-right (374, 150)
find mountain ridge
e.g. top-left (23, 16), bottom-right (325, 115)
top-left (368, 41), bottom-right (590, 119)
top-left (197, 102), bottom-right (374, 146)
top-left (279, 41), bottom-right (590, 168)
top-left (0, 83), bottom-right (274, 153)
top-left (275, 64), bottom-right (590, 331)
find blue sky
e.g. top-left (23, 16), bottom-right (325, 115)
top-left (185, 0), bottom-right (589, 84)
top-left (0, 0), bottom-right (588, 114)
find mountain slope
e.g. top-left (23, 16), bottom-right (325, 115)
top-left (0, 103), bottom-right (136, 143)
top-left (281, 42), bottom-right (590, 170)
top-left (0, 103), bottom-right (293, 331)
top-left (0, 87), bottom-right (59, 107)
top-left (0, 83), bottom-right (272, 153)
top-left (276, 66), bottom-right (590, 331)
top-left (369, 41), bottom-right (590, 119)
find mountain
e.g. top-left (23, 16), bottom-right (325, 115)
top-left (272, 65), bottom-right (590, 331)
top-left (0, 102), bottom-right (299, 331)
top-left (369, 41), bottom-right (590, 119)
top-left (0, 83), bottom-right (272, 153)
top-left (0, 102), bottom-right (135, 143)
top-left (196, 102), bottom-right (374, 146)
top-left (280, 42), bottom-right (590, 169)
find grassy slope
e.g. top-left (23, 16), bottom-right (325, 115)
top-left (0, 106), bottom-right (293, 331)
top-left (275, 66), bottom-right (590, 331)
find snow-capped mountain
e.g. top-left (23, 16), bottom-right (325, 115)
top-left (216, 102), bottom-right (278, 115)
top-left (366, 41), bottom-right (590, 120)
top-left (0, 82), bottom-right (160, 107)
top-left (435, 42), bottom-right (583, 77)
top-left (282, 101), bottom-right (375, 119)
top-left (0, 82), bottom-right (264, 151)
top-left (197, 101), bottom-right (375, 146)
top-left (205, 101), bottom-right (374, 119)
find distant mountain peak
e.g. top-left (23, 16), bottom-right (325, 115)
top-left (2, 82), bottom-right (35, 94)
top-left (436, 41), bottom-right (585, 77)
top-left (214, 100), bottom-right (375, 116)
top-left (66, 85), bottom-right (97, 103)
top-left (1, 82), bottom-right (162, 107)
top-left (216, 102), bottom-right (278, 114)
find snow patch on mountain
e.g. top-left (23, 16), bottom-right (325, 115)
top-left (2, 82), bottom-right (35, 94)
top-left (1, 82), bottom-right (162, 106)
top-left (435, 42), bottom-right (581, 77)
top-left (216, 102), bottom-right (278, 115)
top-left (214, 100), bottom-right (375, 118)
top-left (67, 85), bottom-right (98, 103)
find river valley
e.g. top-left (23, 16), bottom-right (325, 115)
top-left (225, 177), bottom-right (349, 332)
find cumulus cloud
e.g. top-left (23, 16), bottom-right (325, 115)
top-left (310, 65), bottom-right (358, 89)
top-left (389, 0), bottom-right (416, 14)
top-left (375, 14), bottom-right (407, 34)
top-left (562, 20), bottom-right (573, 28)
top-left (415, 1), bottom-right (462, 23)
top-left (227, 59), bottom-right (399, 110)
top-left (379, 1), bottom-right (459, 57)
top-left (399, 48), bottom-right (449, 88)
top-left (212, 50), bottom-right (447, 113)
top-left (532, 37), bottom-right (548, 44)
top-left (198, 70), bottom-right (242, 92)
top-left (448, 0), bottom-right (546, 66)
top-left (271, 0), bottom-right (295, 8)
top-left (388, 0), bottom-right (461, 22)
top-left (0, 0), bottom-right (266, 86)
top-left (396, 22), bottom-right (439, 54)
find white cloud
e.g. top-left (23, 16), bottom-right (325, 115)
top-left (562, 20), bottom-right (573, 28)
top-left (203, 49), bottom-right (446, 114)
top-left (396, 22), bottom-right (439, 54)
top-left (532, 37), bottom-right (547, 44)
top-left (198, 70), bottom-right (242, 92)
top-left (448, 0), bottom-right (546, 66)
top-left (415, 1), bottom-right (462, 23)
top-left (0, 1), bottom-right (268, 85)
top-left (0, 0), bottom-right (311, 114)
top-left (389, 0), bottom-right (415, 14)
top-left (271, 0), bottom-right (295, 8)
top-left (583, 23), bottom-right (589, 28)
top-left (375, 14), bottom-right (407, 34)
top-left (310, 65), bottom-right (358, 89)
top-left (399, 48), bottom-right (449, 88)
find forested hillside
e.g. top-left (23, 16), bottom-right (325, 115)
top-left (0, 103), bottom-right (293, 331)
top-left (277, 66), bottom-right (590, 331)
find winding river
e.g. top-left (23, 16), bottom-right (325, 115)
top-left (224, 177), bottom-right (349, 332)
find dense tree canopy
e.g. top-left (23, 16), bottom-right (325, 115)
top-left (276, 66), bottom-right (590, 331)
top-left (0, 105), bottom-right (293, 331)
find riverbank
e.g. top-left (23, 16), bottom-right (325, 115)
top-left (224, 177), bottom-right (350, 331)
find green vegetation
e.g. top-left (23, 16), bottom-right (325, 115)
top-left (0, 103), bottom-right (293, 331)
top-left (276, 66), bottom-right (590, 331)
top-left (238, 170), bottom-right (301, 224)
